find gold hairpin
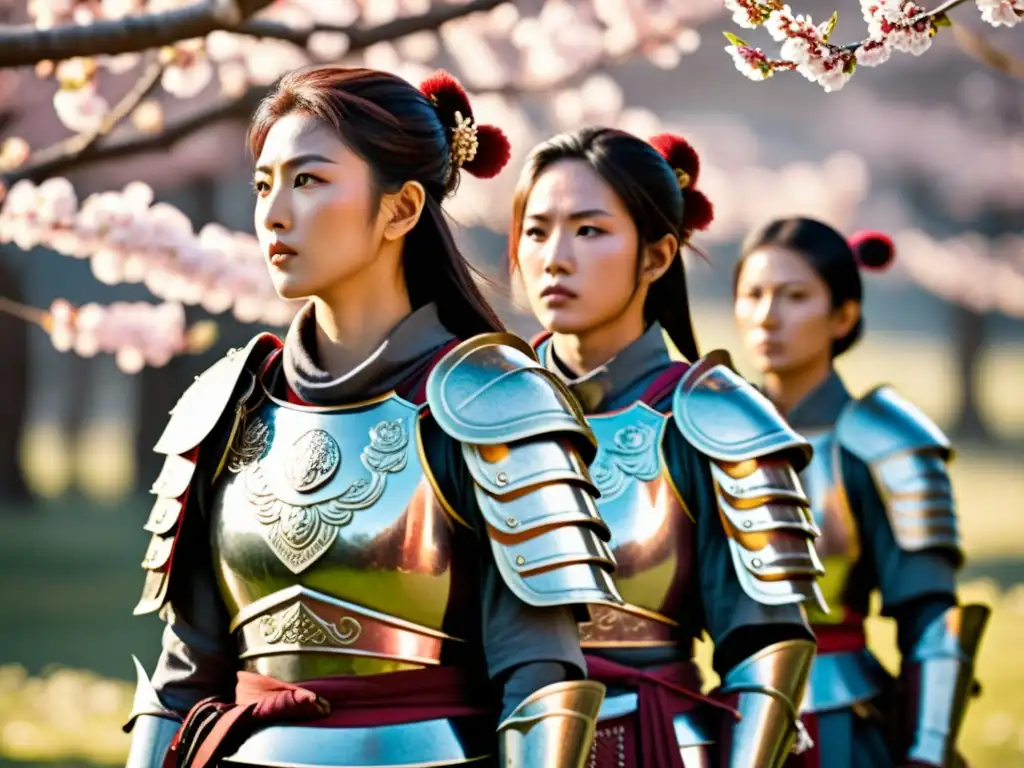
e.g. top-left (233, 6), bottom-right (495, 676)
top-left (450, 110), bottom-right (479, 168)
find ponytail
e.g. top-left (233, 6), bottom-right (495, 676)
top-left (405, 197), bottom-right (504, 339)
top-left (646, 257), bottom-right (699, 362)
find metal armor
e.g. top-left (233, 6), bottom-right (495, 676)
top-left (796, 416), bottom-right (891, 719)
top-left (672, 352), bottom-right (825, 613)
top-left (426, 333), bottom-right (620, 614)
top-left (797, 426), bottom-right (860, 626)
top-left (125, 657), bottom-right (181, 768)
top-left (128, 332), bottom-right (619, 768)
top-left (835, 385), bottom-right (961, 560)
top-left (580, 352), bottom-right (821, 766)
top-left (718, 640), bottom-right (817, 768)
top-left (582, 401), bottom-right (718, 767)
top-left (902, 605), bottom-right (990, 767)
top-left (497, 680), bottom-right (606, 768)
top-left (579, 401), bottom-right (691, 648)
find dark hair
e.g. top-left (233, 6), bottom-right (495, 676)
top-left (248, 66), bottom-right (504, 339)
top-left (509, 127), bottom-right (704, 362)
top-left (733, 217), bottom-right (895, 358)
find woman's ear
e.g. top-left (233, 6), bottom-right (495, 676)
top-left (830, 298), bottom-right (860, 342)
top-left (381, 181), bottom-right (427, 241)
top-left (639, 233), bottom-right (678, 285)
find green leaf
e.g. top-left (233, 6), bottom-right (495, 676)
top-left (933, 13), bottom-right (953, 27)
top-left (723, 31), bottom-right (750, 47)
top-left (822, 11), bottom-right (838, 42)
top-left (843, 56), bottom-right (857, 74)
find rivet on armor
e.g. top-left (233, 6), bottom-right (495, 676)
top-left (496, 471), bottom-right (509, 486)
top-left (515, 555), bottom-right (526, 566)
top-left (506, 516), bottom-right (518, 528)
top-left (743, 520), bottom-right (753, 529)
top-left (752, 558), bottom-right (763, 568)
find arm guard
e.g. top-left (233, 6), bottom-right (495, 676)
top-left (135, 333), bottom-right (281, 616)
top-left (672, 351), bottom-right (826, 613)
top-left (836, 386), bottom-right (962, 562)
top-left (427, 333), bottom-right (622, 614)
top-left (123, 656), bottom-right (181, 768)
top-left (901, 604), bottom-right (990, 767)
top-left (497, 680), bottom-right (606, 768)
top-left (718, 640), bottom-right (816, 768)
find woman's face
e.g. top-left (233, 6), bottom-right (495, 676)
top-left (733, 245), bottom-right (857, 375)
top-left (253, 112), bottom-right (389, 301)
top-left (517, 158), bottom-right (663, 337)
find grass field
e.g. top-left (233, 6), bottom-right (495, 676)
top-left (1, 325), bottom-right (1023, 766)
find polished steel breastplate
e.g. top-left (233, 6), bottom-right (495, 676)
top-left (579, 403), bottom-right (692, 647)
top-left (209, 390), bottom-right (463, 682)
top-left (800, 429), bottom-right (861, 625)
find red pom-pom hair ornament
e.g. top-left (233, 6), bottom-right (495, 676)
top-left (648, 133), bottom-right (715, 233)
top-left (848, 230), bottom-right (895, 272)
top-left (419, 70), bottom-right (511, 180)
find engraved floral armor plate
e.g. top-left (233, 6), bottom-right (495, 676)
top-left (578, 403), bottom-right (691, 647)
top-left (210, 391), bottom-right (463, 682)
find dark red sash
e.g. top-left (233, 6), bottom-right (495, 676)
top-left (165, 667), bottom-right (487, 768)
top-left (813, 610), bottom-right (869, 654)
top-left (584, 655), bottom-right (739, 768)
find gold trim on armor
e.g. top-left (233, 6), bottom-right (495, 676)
top-left (231, 586), bottom-right (462, 669)
top-left (659, 442), bottom-right (695, 524)
top-left (579, 603), bottom-right (681, 648)
top-left (414, 414), bottom-right (472, 530)
top-left (214, 371), bottom-right (257, 481)
top-left (261, 377), bottom-right (404, 413)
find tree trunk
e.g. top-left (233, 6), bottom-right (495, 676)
top-left (949, 304), bottom-right (992, 443)
top-left (0, 257), bottom-right (33, 507)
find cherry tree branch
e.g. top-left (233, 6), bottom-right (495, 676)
top-left (3, 86), bottom-right (262, 185)
top-left (2, 0), bottom-right (509, 186)
top-left (236, 0), bottom-right (506, 48)
top-left (834, 0), bottom-right (973, 51)
top-left (11, 55), bottom-right (166, 177)
top-left (951, 23), bottom-right (1024, 77)
top-left (0, 0), bottom-right (270, 69)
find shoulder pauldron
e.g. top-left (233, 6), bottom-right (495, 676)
top-left (135, 333), bottom-right (282, 615)
top-left (427, 333), bottom-right (622, 615)
top-left (836, 385), bottom-right (961, 560)
top-left (672, 351), bottom-right (827, 612)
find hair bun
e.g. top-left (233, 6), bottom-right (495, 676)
top-left (647, 133), bottom-right (714, 233)
top-left (649, 133), bottom-right (701, 183)
top-left (419, 70), bottom-right (511, 180)
top-left (848, 230), bottom-right (895, 271)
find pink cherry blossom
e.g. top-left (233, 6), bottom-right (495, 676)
top-left (724, 0), bottom-right (1018, 88)
top-left (723, 0), bottom-right (776, 29)
top-left (52, 85), bottom-right (110, 133)
top-left (725, 44), bottom-right (776, 80)
top-left (0, 179), bottom-right (301, 330)
top-left (976, 0), bottom-right (1024, 25)
top-left (40, 298), bottom-right (195, 373)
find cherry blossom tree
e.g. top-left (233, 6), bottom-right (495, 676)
top-left (721, 0), bottom-right (1022, 92)
top-left (0, 0), bottom-right (1015, 384)
top-left (0, 0), bottom-right (873, 374)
